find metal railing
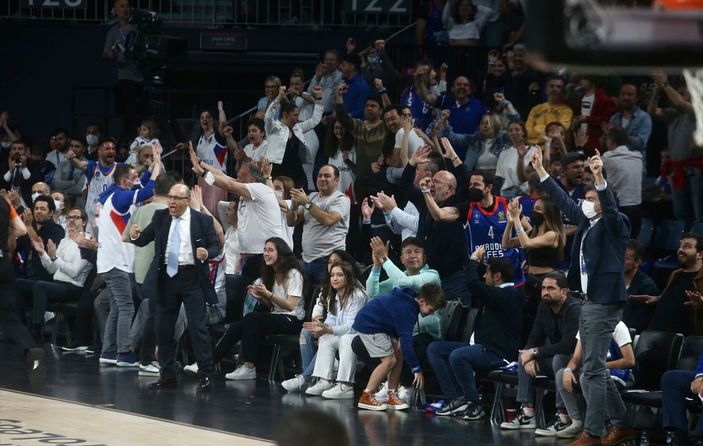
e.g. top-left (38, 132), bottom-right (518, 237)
top-left (2, 0), bottom-right (413, 27)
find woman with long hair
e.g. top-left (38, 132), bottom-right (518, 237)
top-left (282, 250), bottom-right (361, 392)
top-left (442, 0), bottom-right (492, 46)
top-left (440, 112), bottom-right (509, 174)
top-left (496, 120), bottom-right (535, 198)
top-left (303, 261), bottom-right (367, 399)
top-left (188, 237), bottom-right (305, 380)
top-left (324, 120), bottom-right (357, 199)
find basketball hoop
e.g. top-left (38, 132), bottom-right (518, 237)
top-left (683, 69), bottom-right (703, 146)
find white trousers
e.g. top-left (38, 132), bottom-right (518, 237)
top-left (312, 333), bottom-right (357, 383)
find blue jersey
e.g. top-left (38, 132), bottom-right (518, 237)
top-left (401, 86), bottom-right (433, 133)
top-left (458, 196), bottom-right (526, 287)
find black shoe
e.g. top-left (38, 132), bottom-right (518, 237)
top-left (148, 376), bottom-right (178, 390)
top-left (461, 402), bottom-right (486, 421)
top-left (436, 397), bottom-right (468, 416)
top-left (196, 375), bottom-right (211, 392)
top-left (26, 347), bottom-right (44, 371)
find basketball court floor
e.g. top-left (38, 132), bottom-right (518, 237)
top-left (0, 343), bottom-right (565, 446)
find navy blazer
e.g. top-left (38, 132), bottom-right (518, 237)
top-left (541, 177), bottom-right (630, 305)
top-left (132, 208), bottom-right (219, 305)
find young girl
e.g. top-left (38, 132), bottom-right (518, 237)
top-left (304, 261), bottom-right (367, 399)
top-left (127, 119), bottom-right (160, 166)
top-left (282, 251), bottom-right (362, 392)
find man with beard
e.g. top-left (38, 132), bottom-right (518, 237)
top-left (608, 84), bottom-right (652, 155)
top-left (421, 165), bottom-right (526, 299)
top-left (525, 76), bottom-right (574, 145)
top-left (632, 233), bottom-right (703, 336)
top-left (1, 140), bottom-right (43, 209)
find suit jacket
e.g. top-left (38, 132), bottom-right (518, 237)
top-left (132, 208), bottom-right (219, 305)
top-left (541, 176), bottom-right (630, 305)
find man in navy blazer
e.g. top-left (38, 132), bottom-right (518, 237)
top-left (128, 183), bottom-right (219, 391)
top-left (661, 352), bottom-right (703, 444)
top-left (531, 149), bottom-right (635, 446)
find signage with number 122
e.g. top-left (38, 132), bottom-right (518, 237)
top-left (22, 0), bottom-right (87, 8)
top-left (343, 0), bottom-right (410, 15)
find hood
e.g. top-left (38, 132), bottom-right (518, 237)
top-left (98, 183), bottom-right (122, 205)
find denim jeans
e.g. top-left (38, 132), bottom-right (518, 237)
top-left (441, 269), bottom-right (471, 307)
top-left (299, 327), bottom-right (317, 381)
top-left (426, 341), bottom-right (505, 402)
top-left (579, 302), bottom-right (627, 436)
top-left (516, 353), bottom-right (570, 408)
top-left (672, 170), bottom-right (703, 221)
top-left (662, 369), bottom-right (703, 434)
top-left (100, 268), bottom-right (134, 355)
top-left (304, 257), bottom-right (328, 287)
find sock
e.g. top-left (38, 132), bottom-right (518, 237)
top-left (558, 413), bottom-right (570, 424)
top-left (522, 406), bottom-right (535, 417)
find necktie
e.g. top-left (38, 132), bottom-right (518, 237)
top-left (167, 217), bottom-right (181, 277)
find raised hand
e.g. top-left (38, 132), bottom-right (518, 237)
top-left (440, 137), bottom-right (457, 160)
top-left (31, 238), bottom-right (45, 254)
top-left (188, 141), bottom-right (204, 175)
top-left (587, 149), bottom-right (603, 177)
top-left (530, 146), bottom-right (544, 172)
top-left (418, 176), bottom-right (432, 191)
top-left (46, 239), bottom-right (57, 258)
top-left (336, 83), bottom-right (349, 99)
top-left (311, 85), bottom-right (322, 99)
top-left (370, 236), bottom-right (390, 261)
top-left (260, 158), bottom-right (273, 177)
top-left (290, 188), bottom-right (308, 207)
top-left (361, 197), bottom-right (375, 221)
top-left (410, 145), bottom-right (432, 166)
top-left (508, 197), bottom-right (522, 220)
top-left (471, 245), bottom-right (486, 262)
top-left (574, 127), bottom-right (588, 148)
top-left (376, 191), bottom-right (397, 211)
top-left (191, 185), bottom-right (203, 211)
top-left (345, 37), bottom-right (356, 54)
top-left (373, 78), bottom-right (384, 91)
top-left (278, 86), bottom-right (287, 101)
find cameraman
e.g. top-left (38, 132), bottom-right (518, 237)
top-left (103, 0), bottom-right (143, 146)
top-left (1, 140), bottom-right (43, 210)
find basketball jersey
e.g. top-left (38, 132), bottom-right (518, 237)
top-left (464, 196), bottom-right (526, 286)
top-left (197, 133), bottom-right (228, 171)
top-left (85, 161), bottom-right (117, 224)
top-left (96, 191), bottom-right (135, 274)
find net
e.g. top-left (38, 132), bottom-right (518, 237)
top-left (683, 68), bottom-right (703, 146)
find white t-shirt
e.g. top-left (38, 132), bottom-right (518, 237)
top-left (237, 183), bottom-right (284, 254)
top-left (197, 132), bottom-right (228, 172)
top-left (327, 148), bottom-right (357, 199)
top-left (224, 225), bottom-right (240, 275)
top-left (496, 146), bottom-right (528, 196)
top-left (244, 140), bottom-right (269, 162)
top-left (279, 199), bottom-right (295, 250)
top-left (386, 128), bottom-right (426, 184)
top-left (576, 321), bottom-right (631, 349)
top-left (255, 269), bottom-right (305, 320)
top-left (580, 93), bottom-right (595, 133)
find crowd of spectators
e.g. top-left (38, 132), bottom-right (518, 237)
top-left (2, 0), bottom-right (703, 444)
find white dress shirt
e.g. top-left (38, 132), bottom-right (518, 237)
top-left (164, 206), bottom-right (195, 266)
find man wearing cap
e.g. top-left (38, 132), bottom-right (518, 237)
top-left (339, 53), bottom-right (371, 120)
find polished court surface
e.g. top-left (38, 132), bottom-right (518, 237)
top-left (0, 342), bottom-right (570, 446)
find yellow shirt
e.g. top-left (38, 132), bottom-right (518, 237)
top-left (525, 102), bottom-right (574, 144)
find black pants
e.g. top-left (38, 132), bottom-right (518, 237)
top-left (157, 268), bottom-right (213, 378)
top-left (139, 293), bottom-right (157, 365)
top-left (0, 257), bottom-right (36, 350)
top-left (619, 205), bottom-right (642, 239)
top-left (225, 273), bottom-right (250, 323)
top-left (212, 312), bottom-right (302, 365)
top-left (30, 280), bottom-right (82, 325)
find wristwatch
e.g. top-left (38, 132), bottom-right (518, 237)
top-left (304, 201), bottom-right (312, 210)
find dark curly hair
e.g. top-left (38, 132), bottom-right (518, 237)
top-left (260, 237), bottom-right (304, 292)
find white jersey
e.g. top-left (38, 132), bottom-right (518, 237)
top-left (96, 191), bottom-right (135, 274)
top-left (196, 132), bottom-right (228, 172)
top-left (85, 162), bottom-right (117, 224)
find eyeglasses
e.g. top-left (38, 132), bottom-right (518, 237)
top-left (167, 195), bottom-right (189, 201)
top-left (67, 215), bottom-right (83, 220)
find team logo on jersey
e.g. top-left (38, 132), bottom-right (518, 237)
top-left (473, 211), bottom-right (480, 224)
top-left (498, 211), bottom-right (506, 222)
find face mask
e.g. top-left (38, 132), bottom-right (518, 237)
top-left (581, 200), bottom-right (597, 219)
top-left (131, 179), bottom-right (142, 190)
top-left (530, 211), bottom-right (544, 226)
top-left (467, 187), bottom-right (484, 202)
top-left (31, 192), bottom-right (40, 202)
top-left (54, 200), bottom-right (64, 211)
top-left (86, 134), bottom-right (99, 146)
top-left (275, 190), bottom-right (284, 199)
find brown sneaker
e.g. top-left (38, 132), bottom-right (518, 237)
top-left (386, 390), bottom-right (409, 411)
top-left (358, 390), bottom-right (388, 411)
top-left (567, 432), bottom-right (602, 446)
top-left (601, 426), bottom-right (637, 446)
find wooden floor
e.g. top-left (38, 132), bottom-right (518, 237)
top-left (0, 342), bottom-right (575, 446)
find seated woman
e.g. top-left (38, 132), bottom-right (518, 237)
top-left (186, 237), bottom-right (305, 380)
top-left (282, 250), bottom-right (361, 392)
top-left (303, 261), bottom-right (367, 399)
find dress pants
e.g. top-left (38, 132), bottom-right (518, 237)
top-left (0, 257), bottom-right (36, 350)
top-left (156, 267), bottom-right (213, 378)
top-left (312, 333), bottom-right (357, 383)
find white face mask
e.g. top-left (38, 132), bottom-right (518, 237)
top-left (274, 190), bottom-right (284, 199)
top-left (31, 192), bottom-right (40, 202)
top-left (581, 200), bottom-right (597, 219)
top-left (86, 134), bottom-right (99, 146)
top-left (54, 200), bottom-right (64, 211)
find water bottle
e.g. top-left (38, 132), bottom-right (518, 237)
top-left (639, 430), bottom-right (649, 446)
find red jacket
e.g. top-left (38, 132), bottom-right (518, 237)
top-left (577, 88), bottom-right (616, 154)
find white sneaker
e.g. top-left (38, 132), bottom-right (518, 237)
top-left (397, 386), bottom-right (412, 404)
top-left (322, 383), bottom-right (355, 399)
top-left (556, 420), bottom-right (583, 438)
top-left (282, 374), bottom-right (307, 392)
top-left (305, 379), bottom-right (333, 396)
top-left (534, 413), bottom-right (571, 437)
top-left (225, 365), bottom-right (257, 380)
top-left (138, 361), bottom-right (160, 376)
top-left (500, 407), bottom-right (537, 430)
top-left (374, 382), bottom-right (388, 403)
top-left (183, 363), bottom-right (199, 375)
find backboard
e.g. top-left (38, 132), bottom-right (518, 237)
top-left (524, 0), bottom-right (703, 73)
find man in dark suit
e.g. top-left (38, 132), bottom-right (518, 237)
top-left (127, 183), bottom-right (219, 391)
top-left (531, 149), bottom-right (635, 446)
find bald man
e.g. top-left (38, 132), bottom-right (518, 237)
top-left (128, 183), bottom-right (219, 392)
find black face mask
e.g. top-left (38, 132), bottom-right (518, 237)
top-left (530, 211), bottom-right (544, 226)
top-left (468, 187), bottom-right (484, 202)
